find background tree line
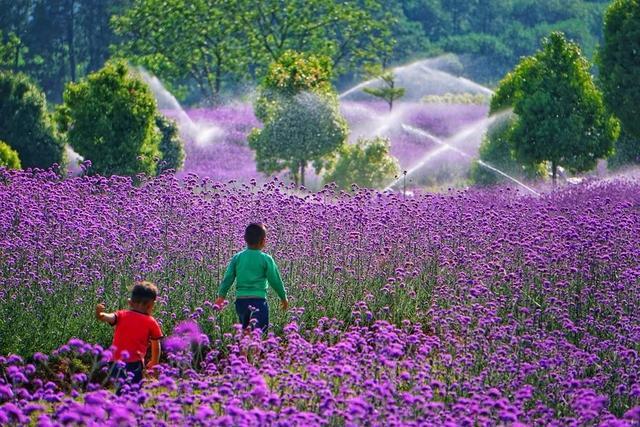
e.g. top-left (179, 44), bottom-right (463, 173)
top-left (0, 0), bottom-right (612, 105)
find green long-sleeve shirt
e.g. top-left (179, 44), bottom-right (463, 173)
top-left (217, 248), bottom-right (287, 300)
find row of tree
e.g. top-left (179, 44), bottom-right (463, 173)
top-left (471, 0), bottom-right (640, 185)
top-left (0, 0), bottom-right (613, 104)
top-left (0, 55), bottom-right (397, 190)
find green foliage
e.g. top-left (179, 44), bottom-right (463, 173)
top-left (607, 130), bottom-right (640, 170)
top-left (0, 71), bottom-right (64, 169)
top-left (57, 60), bottom-right (161, 176)
top-left (598, 0), bottom-right (640, 168)
top-left (362, 64), bottom-right (405, 111)
top-left (0, 140), bottom-right (21, 169)
top-left (249, 92), bottom-right (348, 186)
top-left (112, 0), bottom-right (244, 102)
top-left (255, 51), bottom-right (333, 123)
top-left (156, 115), bottom-right (185, 174)
top-left (238, 0), bottom-right (394, 77)
top-left (1, 0), bottom-right (127, 102)
top-left (0, 31), bottom-right (20, 70)
top-left (491, 32), bottom-right (618, 182)
top-left (323, 137), bottom-right (399, 190)
top-left (401, 0), bottom-right (610, 84)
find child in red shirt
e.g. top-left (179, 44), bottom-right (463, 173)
top-left (95, 281), bottom-right (163, 388)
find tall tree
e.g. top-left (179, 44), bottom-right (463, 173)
top-left (249, 51), bottom-right (348, 186)
top-left (237, 0), bottom-right (394, 77)
top-left (112, 0), bottom-right (245, 102)
top-left (492, 32), bottom-right (618, 183)
top-left (598, 0), bottom-right (640, 166)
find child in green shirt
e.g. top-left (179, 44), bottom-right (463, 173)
top-left (214, 223), bottom-right (288, 332)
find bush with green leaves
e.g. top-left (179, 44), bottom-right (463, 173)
top-left (323, 137), bottom-right (399, 190)
top-left (57, 61), bottom-right (161, 177)
top-left (0, 71), bottom-right (64, 169)
top-left (0, 140), bottom-right (21, 169)
top-left (156, 115), bottom-right (185, 174)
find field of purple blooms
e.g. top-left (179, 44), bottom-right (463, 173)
top-left (1, 166), bottom-right (639, 426)
top-left (169, 102), bottom-right (489, 186)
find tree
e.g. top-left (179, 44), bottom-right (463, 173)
top-left (1, 0), bottom-right (127, 102)
top-left (0, 71), bottom-right (64, 169)
top-left (362, 64), bottom-right (405, 111)
top-left (250, 92), bottom-right (348, 186)
top-left (323, 137), bottom-right (399, 189)
top-left (0, 140), bottom-right (21, 169)
top-left (112, 0), bottom-right (246, 102)
top-left (491, 32), bottom-right (618, 184)
top-left (156, 114), bottom-right (185, 173)
top-left (250, 51), bottom-right (348, 186)
top-left (598, 0), bottom-right (640, 167)
top-left (57, 60), bottom-right (161, 176)
top-left (237, 0), bottom-right (394, 78)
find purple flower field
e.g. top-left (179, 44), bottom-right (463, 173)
top-left (1, 167), bottom-right (639, 426)
top-left (168, 102), bottom-right (489, 186)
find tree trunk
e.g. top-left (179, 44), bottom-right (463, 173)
top-left (67, 0), bottom-right (76, 81)
top-left (551, 161), bottom-right (557, 186)
top-left (300, 160), bottom-right (306, 187)
top-left (214, 52), bottom-right (222, 102)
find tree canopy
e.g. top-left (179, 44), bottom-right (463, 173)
top-left (0, 0), bottom-right (613, 102)
top-left (490, 32), bottom-right (618, 183)
top-left (598, 0), bottom-right (640, 169)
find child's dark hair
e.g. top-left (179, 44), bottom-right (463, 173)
top-left (245, 223), bottom-right (266, 246)
top-left (131, 281), bottom-right (158, 304)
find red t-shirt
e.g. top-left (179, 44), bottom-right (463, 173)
top-left (111, 310), bottom-right (163, 363)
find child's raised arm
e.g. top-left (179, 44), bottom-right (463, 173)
top-left (95, 303), bottom-right (116, 325)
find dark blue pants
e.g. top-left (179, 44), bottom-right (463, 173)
top-left (235, 298), bottom-right (269, 332)
top-left (109, 360), bottom-right (143, 395)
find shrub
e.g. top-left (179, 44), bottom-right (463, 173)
top-left (57, 61), bottom-right (161, 176)
top-left (0, 71), bottom-right (64, 169)
top-left (323, 137), bottom-right (400, 190)
top-left (0, 140), bottom-right (20, 169)
top-left (156, 115), bottom-right (185, 174)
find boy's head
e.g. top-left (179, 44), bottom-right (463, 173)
top-left (129, 281), bottom-right (158, 313)
top-left (245, 223), bottom-right (266, 249)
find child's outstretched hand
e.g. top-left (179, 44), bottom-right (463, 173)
top-left (95, 303), bottom-right (105, 320)
top-left (280, 299), bottom-right (289, 311)
top-left (214, 297), bottom-right (225, 311)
